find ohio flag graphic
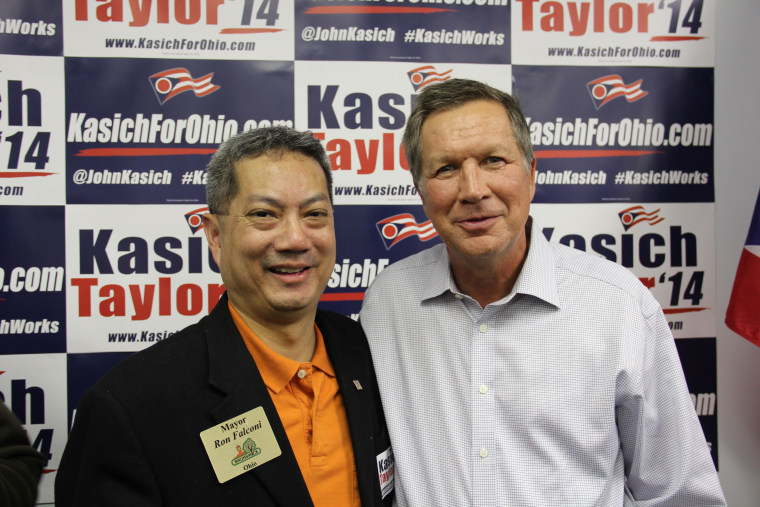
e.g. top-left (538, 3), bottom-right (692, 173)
top-left (726, 189), bottom-right (760, 346)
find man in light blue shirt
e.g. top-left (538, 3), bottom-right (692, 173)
top-left (360, 79), bottom-right (725, 506)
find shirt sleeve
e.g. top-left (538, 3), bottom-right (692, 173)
top-left (55, 387), bottom-right (163, 507)
top-left (615, 296), bottom-right (726, 506)
top-left (0, 402), bottom-right (46, 507)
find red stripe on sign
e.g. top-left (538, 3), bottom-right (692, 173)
top-left (320, 293), bottom-right (366, 302)
top-left (662, 307), bottom-right (708, 314)
top-left (0, 172), bottom-right (55, 178)
top-left (305, 7), bottom-right (454, 14)
top-left (75, 148), bottom-right (217, 156)
top-left (650, 36), bottom-right (707, 42)
top-left (535, 150), bottom-right (663, 159)
top-left (220, 28), bottom-right (283, 34)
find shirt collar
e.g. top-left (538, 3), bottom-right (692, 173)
top-left (513, 217), bottom-right (561, 309)
top-left (420, 216), bottom-right (561, 309)
top-left (229, 302), bottom-right (335, 394)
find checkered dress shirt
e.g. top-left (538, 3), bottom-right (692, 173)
top-left (360, 217), bottom-right (725, 507)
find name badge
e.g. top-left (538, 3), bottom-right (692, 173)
top-left (376, 446), bottom-right (395, 499)
top-left (200, 406), bottom-right (281, 483)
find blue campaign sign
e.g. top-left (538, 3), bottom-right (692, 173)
top-left (0, 1), bottom-right (62, 56)
top-left (65, 57), bottom-right (295, 204)
top-left (0, 206), bottom-right (66, 354)
top-left (295, 0), bottom-right (510, 64)
top-left (320, 204), bottom-right (441, 317)
top-left (674, 337), bottom-right (718, 467)
top-left (513, 66), bottom-right (714, 203)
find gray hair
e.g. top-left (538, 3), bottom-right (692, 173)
top-left (206, 126), bottom-right (332, 214)
top-left (402, 78), bottom-right (534, 183)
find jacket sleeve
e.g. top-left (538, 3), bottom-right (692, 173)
top-left (0, 401), bottom-right (46, 507)
top-left (55, 386), bottom-right (163, 507)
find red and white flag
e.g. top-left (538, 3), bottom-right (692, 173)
top-left (726, 189), bottom-right (760, 346)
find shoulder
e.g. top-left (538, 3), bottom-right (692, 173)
top-left (93, 315), bottom-right (210, 393)
top-left (367, 244), bottom-right (444, 293)
top-left (316, 309), bottom-right (367, 347)
top-left (549, 241), bottom-right (661, 315)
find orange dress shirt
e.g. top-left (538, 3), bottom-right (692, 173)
top-left (229, 303), bottom-right (360, 507)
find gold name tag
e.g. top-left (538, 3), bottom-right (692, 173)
top-left (199, 406), bottom-right (282, 483)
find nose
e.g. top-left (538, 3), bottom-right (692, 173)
top-left (274, 214), bottom-right (310, 252)
top-left (458, 161), bottom-right (490, 203)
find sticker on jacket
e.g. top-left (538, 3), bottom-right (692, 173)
top-left (376, 446), bottom-right (395, 499)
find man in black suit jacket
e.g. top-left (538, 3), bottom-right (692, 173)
top-left (56, 127), bottom-right (394, 506)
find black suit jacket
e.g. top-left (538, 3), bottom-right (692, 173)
top-left (56, 294), bottom-right (393, 506)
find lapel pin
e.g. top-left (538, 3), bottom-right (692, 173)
top-left (353, 380), bottom-right (363, 390)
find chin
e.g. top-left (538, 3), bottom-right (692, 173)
top-left (269, 295), bottom-right (320, 313)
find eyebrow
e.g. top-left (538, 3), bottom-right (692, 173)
top-left (243, 193), bottom-right (331, 209)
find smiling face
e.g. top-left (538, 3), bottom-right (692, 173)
top-left (416, 99), bottom-right (536, 276)
top-left (204, 151), bottom-right (335, 323)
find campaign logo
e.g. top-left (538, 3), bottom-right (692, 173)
top-left (149, 68), bottom-right (220, 105)
top-left (586, 75), bottom-right (647, 110)
top-left (407, 66), bottom-right (452, 92)
top-left (231, 438), bottom-right (262, 466)
top-left (185, 207), bottom-right (209, 234)
top-left (376, 213), bottom-right (438, 249)
top-left (618, 206), bottom-right (664, 231)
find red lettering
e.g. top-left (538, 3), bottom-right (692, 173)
top-left (130, 284), bottom-right (155, 321)
top-left (568, 2), bottom-right (590, 36)
top-left (100, 284), bottom-right (126, 317)
top-left (76, 0), bottom-right (224, 27)
top-left (98, 0), bottom-right (124, 22)
top-left (383, 133), bottom-right (394, 171)
top-left (157, 0), bottom-right (170, 23)
top-left (594, 0), bottom-right (605, 32)
top-left (327, 138), bottom-right (351, 171)
top-left (75, 0), bottom-right (89, 20)
top-left (71, 278), bottom-right (99, 317)
top-left (175, 0), bottom-right (201, 25)
top-left (177, 283), bottom-right (203, 315)
top-left (540, 2), bottom-right (564, 32)
top-left (356, 139), bottom-right (379, 175)
top-left (609, 3), bottom-right (633, 33)
top-left (516, 0), bottom-right (541, 30)
top-left (159, 277), bottom-right (171, 316)
top-left (637, 2), bottom-right (654, 32)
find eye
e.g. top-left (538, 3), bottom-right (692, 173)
top-left (484, 156), bottom-right (505, 166)
top-left (304, 208), bottom-right (331, 222)
top-left (246, 209), bottom-right (276, 219)
top-left (434, 165), bottom-right (455, 177)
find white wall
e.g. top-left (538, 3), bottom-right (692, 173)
top-left (715, 1), bottom-right (760, 505)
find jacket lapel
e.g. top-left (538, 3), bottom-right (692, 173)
top-left (203, 294), bottom-right (314, 507)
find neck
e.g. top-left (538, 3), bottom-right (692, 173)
top-left (449, 223), bottom-right (531, 308)
top-left (451, 260), bottom-right (522, 308)
top-left (232, 303), bottom-right (317, 362)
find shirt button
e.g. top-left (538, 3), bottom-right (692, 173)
top-left (479, 448), bottom-right (488, 458)
top-left (297, 369), bottom-right (307, 379)
top-left (479, 384), bottom-right (488, 394)
top-left (454, 294), bottom-right (463, 300)
top-left (479, 324), bottom-right (488, 333)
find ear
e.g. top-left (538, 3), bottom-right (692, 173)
top-left (203, 213), bottom-right (223, 267)
top-left (528, 157), bottom-right (537, 201)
